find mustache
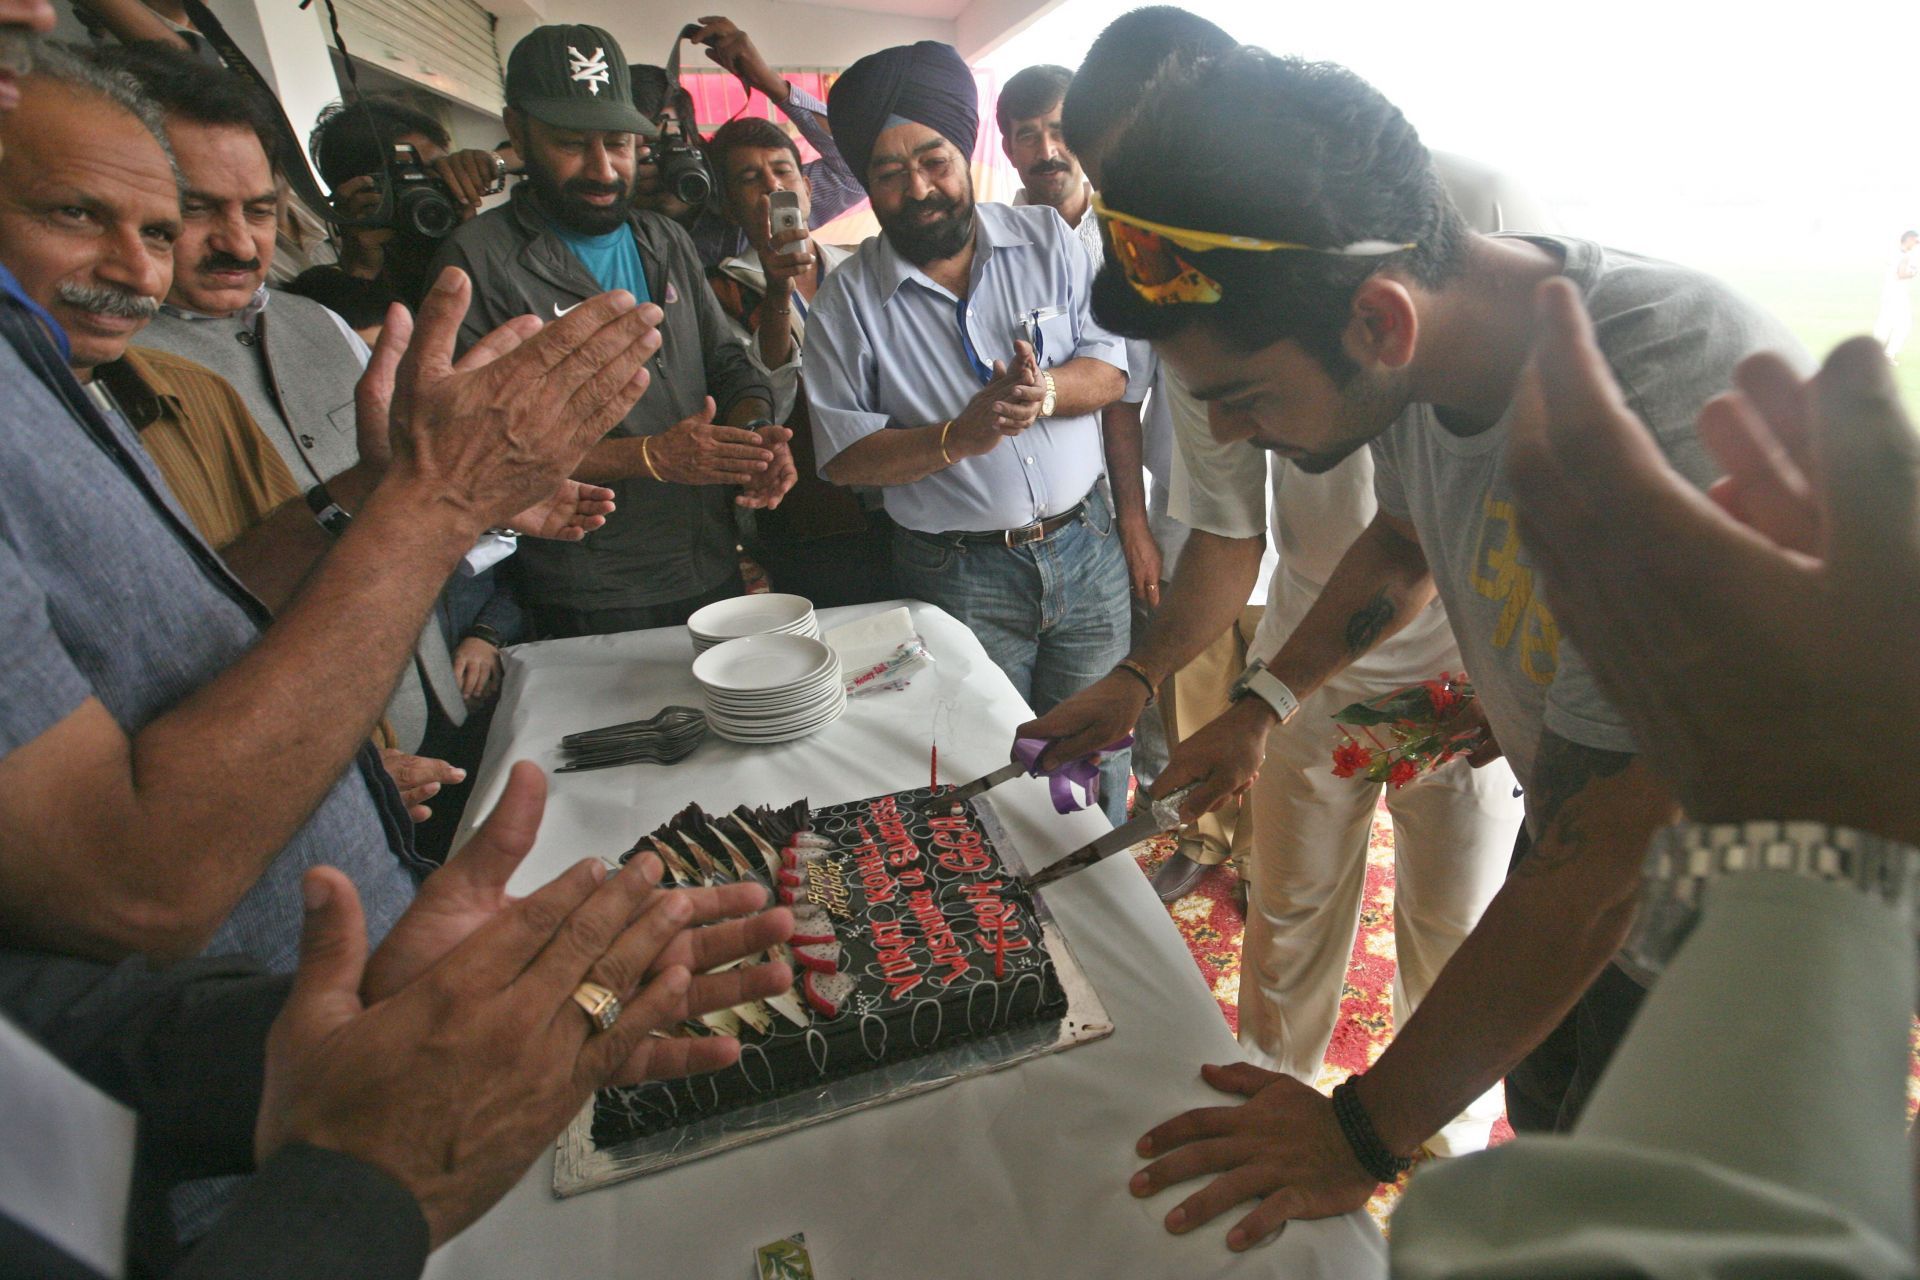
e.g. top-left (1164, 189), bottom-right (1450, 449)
top-left (900, 191), bottom-right (960, 219)
top-left (1026, 159), bottom-right (1071, 176)
top-left (564, 177), bottom-right (629, 200)
top-left (198, 251), bottom-right (261, 275)
top-left (54, 280), bottom-right (158, 320)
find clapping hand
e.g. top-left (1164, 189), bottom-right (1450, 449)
top-left (946, 340), bottom-right (1047, 459)
top-left (1508, 278), bottom-right (1920, 846)
top-left (650, 396), bottom-right (777, 486)
top-left (737, 423), bottom-right (798, 510)
top-left (505, 478), bottom-right (617, 542)
top-left (261, 760), bottom-right (795, 1246)
top-left (359, 762), bottom-right (792, 1020)
top-left (369, 269), bottom-right (662, 530)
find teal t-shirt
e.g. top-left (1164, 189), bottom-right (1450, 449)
top-left (552, 222), bottom-right (651, 304)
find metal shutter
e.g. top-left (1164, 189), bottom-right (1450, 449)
top-left (332, 0), bottom-right (504, 115)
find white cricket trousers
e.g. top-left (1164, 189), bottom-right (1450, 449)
top-left (1237, 675), bottom-right (1523, 1155)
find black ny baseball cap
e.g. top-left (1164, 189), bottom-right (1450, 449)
top-left (506, 25), bottom-right (655, 135)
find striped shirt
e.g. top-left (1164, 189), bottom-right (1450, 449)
top-left (96, 346), bottom-right (302, 551)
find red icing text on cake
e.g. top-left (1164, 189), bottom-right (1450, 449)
top-left (852, 827), bottom-right (897, 906)
top-left (866, 796), bottom-right (924, 869)
top-left (927, 814), bottom-right (994, 874)
top-left (960, 880), bottom-right (1032, 956)
top-left (871, 917), bottom-right (924, 1000)
top-left (905, 888), bottom-right (974, 987)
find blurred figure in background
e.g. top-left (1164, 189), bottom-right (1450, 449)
top-left (1873, 228), bottom-right (1918, 363)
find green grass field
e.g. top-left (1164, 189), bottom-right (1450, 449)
top-left (1699, 260), bottom-right (1920, 408)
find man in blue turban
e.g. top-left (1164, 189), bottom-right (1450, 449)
top-left (809, 42), bottom-right (1136, 824)
top-left (827, 40), bottom-right (979, 200)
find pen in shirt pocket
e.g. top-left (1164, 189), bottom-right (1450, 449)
top-left (1016, 306), bottom-right (1064, 366)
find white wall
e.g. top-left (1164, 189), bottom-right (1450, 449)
top-left (493, 0), bottom-right (953, 79)
top-left (954, 0), bottom-right (1061, 59)
top-left (345, 56), bottom-right (509, 154)
top-left (205, 0), bottom-right (340, 164)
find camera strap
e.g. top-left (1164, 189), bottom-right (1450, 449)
top-left (662, 28), bottom-right (753, 137)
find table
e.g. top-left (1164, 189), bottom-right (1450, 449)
top-left (428, 601), bottom-right (1387, 1279)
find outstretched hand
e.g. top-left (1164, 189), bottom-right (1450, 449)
top-left (1508, 278), bottom-right (1920, 845)
top-left (508, 478), bottom-right (617, 542)
top-left (1131, 1063), bottom-right (1375, 1251)
top-left (373, 269), bottom-right (663, 531)
top-left (376, 748), bottom-right (464, 823)
top-left (650, 396), bottom-right (777, 486)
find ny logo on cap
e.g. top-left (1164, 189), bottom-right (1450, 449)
top-left (567, 45), bottom-right (609, 95)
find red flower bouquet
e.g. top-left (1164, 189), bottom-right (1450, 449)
top-left (1328, 672), bottom-right (1489, 789)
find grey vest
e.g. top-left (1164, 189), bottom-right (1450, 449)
top-left (140, 294), bottom-right (465, 750)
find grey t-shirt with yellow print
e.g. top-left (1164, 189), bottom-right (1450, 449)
top-left (1370, 235), bottom-right (1809, 805)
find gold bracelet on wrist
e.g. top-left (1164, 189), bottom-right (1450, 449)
top-left (641, 434), bottom-right (662, 482)
top-left (938, 420), bottom-right (957, 467)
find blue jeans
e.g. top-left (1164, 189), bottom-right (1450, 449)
top-left (892, 487), bottom-right (1133, 826)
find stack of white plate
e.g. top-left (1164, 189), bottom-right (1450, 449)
top-left (687, 593), bottom-right (820, 655)
top-left (693, 633), bottom-right (846, 744)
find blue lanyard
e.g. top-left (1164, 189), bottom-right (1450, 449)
top-left (955, 296), bottom-right (993, 385)
top-left (954, 300), bottom-right (1053, 385)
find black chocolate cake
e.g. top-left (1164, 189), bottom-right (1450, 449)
top-left (593, 787), bottom-right (1068, 1143)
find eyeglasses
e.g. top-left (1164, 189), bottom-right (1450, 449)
top-left (869, 148), bottom-right (958, 194)
top-left (1092, 195), bottom-right (1414, 307)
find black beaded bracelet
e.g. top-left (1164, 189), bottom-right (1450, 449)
top-left (1111, 658), bottom-right (1157, 704)
top-left (1330, 1076), bottom-right (1411, 1184)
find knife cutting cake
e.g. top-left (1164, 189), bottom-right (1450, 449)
top-left (593, 786), bottom-right (1068, 1143)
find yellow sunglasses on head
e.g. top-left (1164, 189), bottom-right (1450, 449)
top-left (1092, 195), bottom-right (1414, 307)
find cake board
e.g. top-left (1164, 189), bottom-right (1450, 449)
top-left (552, 790), bottom-right (1114, 1197)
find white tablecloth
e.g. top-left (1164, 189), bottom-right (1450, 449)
top-left (428, 601), bottom-right (1386, 1280)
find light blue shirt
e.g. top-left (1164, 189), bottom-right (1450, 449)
top-left (806, 202), bottom-right (1127, 533)
top-left (551, 222), bottom-right (651, 304)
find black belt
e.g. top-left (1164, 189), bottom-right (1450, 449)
top-left (944, 500), bottom-right (1087, 549)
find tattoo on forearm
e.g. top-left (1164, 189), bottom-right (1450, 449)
top-left (1343, 588), bottom-right (1395, 657)
top-left (1516, 734), bottom-right (1636, 876)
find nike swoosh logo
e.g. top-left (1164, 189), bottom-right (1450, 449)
top-left (553, 301), bottom-right (583, 318)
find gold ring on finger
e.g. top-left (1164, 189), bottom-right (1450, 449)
top-left (571, 980), bottom-right (621, 1034)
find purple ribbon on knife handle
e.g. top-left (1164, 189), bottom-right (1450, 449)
top-left (1011, 734), bottom-right (1133, 815)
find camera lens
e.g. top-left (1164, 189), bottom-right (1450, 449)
top-left (398, 187), bottom-right (459, 239)
top-left (671, 163), bottom-right (711, 207)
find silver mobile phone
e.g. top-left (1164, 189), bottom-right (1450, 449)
top-left (770, 189), bottom-right (806, 243)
